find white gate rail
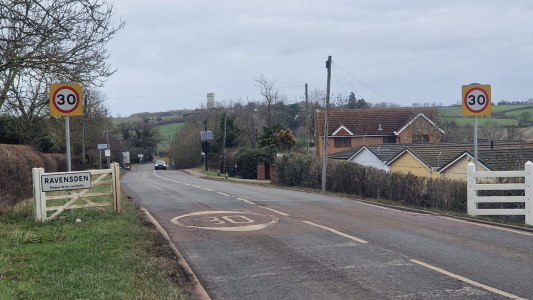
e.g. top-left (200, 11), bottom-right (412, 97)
top-left (467, 161), bottom-right (532, 225)
top-left (32, 163), bottom-right (121, 222)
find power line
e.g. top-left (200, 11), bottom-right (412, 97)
top-left (335, 65), bottom-right (362, 98)
top-left (332, 66), bottom-right (348, 97)
top-left (333, 62), bottom-right (394, 103)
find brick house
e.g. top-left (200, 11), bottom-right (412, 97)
top-left (315, 108), bottom-right (443, 157)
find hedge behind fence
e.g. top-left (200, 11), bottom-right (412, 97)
top-left (0, 144), bottom-right (67, 211)
top-left (275, 154), bottom-right (468, 213)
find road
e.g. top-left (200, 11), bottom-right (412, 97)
top-left (122, 165), bottom-right (533, 300)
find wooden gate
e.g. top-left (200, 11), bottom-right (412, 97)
top-left (32, 163), bottom-right (121, 222)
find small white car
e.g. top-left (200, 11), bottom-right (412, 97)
top-left (154, 160), bottom-right (166, 170)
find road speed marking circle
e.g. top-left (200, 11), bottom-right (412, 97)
top-left (53, 86), bottom-right (81, 113)
top-left (171, 210), bottom-right (279, 232)
top-left (463, 87), bottom-right (489, 113)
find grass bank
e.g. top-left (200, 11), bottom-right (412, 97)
top-left (0, 182), bottom-right (188, 299)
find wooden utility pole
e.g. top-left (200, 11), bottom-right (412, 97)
top-left (105, 108), bottom-right (109, 168)
top-left (220, 112), bottom-right (227, 176)
top-left (322, 56), bottom-right (332, 192)
top-left (82, 98), bottom-right (86, 169)
top-left (305, 83), bottom-right (309, 155)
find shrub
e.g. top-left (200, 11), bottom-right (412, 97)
top-left (235, 146), bottom-right (277, 179)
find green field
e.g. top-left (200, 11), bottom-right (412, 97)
top-left (439, 104), bottom-right (533, 127)
top-left (111, 117), bottom-right (141, 125)
top-left (158, 123), bottom-right (185, 138)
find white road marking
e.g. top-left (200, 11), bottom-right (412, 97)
top-left (236, 197), bottom-right (255, 205)
top-left (202, 188), bottom-right (213, 191)
top-left (439, 216), bottom-right (533, 237)
top-left (171, 211), bottom-right (279, 232)
top-left (260, 206), bottom-right (289, 216)
top-left (217, 192), bottom-right (230, 196)
top-left (302, 221), bottom-right (368, 244)
top-left (410, 259), bottom-right (526, 300)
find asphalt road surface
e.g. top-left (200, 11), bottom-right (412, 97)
top-left (122, 165), bottom-right (533, 300)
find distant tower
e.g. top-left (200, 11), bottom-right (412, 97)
top-left (207, 93), bottom-right (215, 109)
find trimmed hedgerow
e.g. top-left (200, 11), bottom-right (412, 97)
top-left (0, 144), bottom-right (67, 211)
top-left (275, 154), bottom-right (468, 213)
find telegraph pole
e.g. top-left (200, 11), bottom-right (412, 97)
top-left (105, 108), bottom-right (109, 168)
top-left (305, 83), bottom-right (309, 155)
top-left (322, 56), bottom-right (332, 192)
top-left (220, 112), bottom-right (227, 176)
top-left (82, 98), bottom-right (86, 169)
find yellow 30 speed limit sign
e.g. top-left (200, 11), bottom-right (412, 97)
top-left (462, 84), bottom-right (491, 116)
top-left (49, 83), bottom-right (83, 116)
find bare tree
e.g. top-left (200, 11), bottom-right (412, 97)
top-left (254, 74), bottom-right (280, 127)
top-left (0, 0), bottom-right (125, 111)
top-left (479, 120), bottom-right (505, 140)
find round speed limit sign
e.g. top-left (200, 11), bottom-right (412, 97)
top-left (49, 83), bottom-right (83, 116)
top-left (462, 84), bottom-right (491, 116)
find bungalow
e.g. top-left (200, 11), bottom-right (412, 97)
top-left (386, 141), bottom-right (532, 179)
top-left (315, 108), bottom-right (443, 157)
top-left (327, 144), bottom-right (414, 172)
top-left (439, 147), bottom-right (533, 180)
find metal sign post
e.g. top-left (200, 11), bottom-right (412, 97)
top-left (200, 121), bottom-right (213, 172)
top-left (49, 83), bottom-right (83, 172)
top-left (462, 83), bottom-right (491, 174)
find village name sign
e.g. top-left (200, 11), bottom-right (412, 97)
top-left (41, 171), bottom-right (92, 192)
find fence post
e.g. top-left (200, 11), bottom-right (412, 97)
top-left (525, 161), bottom-right (533, 226)
top-left (114, 163), bottom-right (121, 213)
top-left (32, 168), bottom-right (46, 222)
top-left (111, 163), bottom-right (122, 213)
top-left (467, 162), bottom-right (476, 217)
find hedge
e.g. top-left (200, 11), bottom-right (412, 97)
top-left (0, 144), bottom-right (67, 211)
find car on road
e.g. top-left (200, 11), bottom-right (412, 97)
top-left (154, 160), bottom-right (167, 170)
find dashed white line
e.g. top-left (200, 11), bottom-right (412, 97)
top-left (236, 197), bottom-right (255, 205)
top-left (302, 221), bottom-right (368, 244)
top-left (260, 206), bottom-right (289, 216)
top-left (202, 188), bottom-right (213, 191)
top-left (410, 259), bottom-right (526, 300)
top-left (217, 192), bottom-right (230, 197)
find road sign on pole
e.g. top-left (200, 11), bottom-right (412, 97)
top-left (49, 83), bottom-right (83, 116)
top-left (462, 84), bottom-right (491, 116)
top-left (97, 144), bottom-right (110, 150)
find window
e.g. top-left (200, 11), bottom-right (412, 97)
top-left (413, 134), bottom-right (429, 143)
top-left (383, 136), bottom-right (396, 144)
top-left (334, 137), bottom-right (351, 147)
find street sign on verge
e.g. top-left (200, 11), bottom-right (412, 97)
top-left (200, 131), bottom-right (213, 140)
top-left (138, 154), bottom-right (144, 157)
top-left (97, 143), bottom-right (110, 150)
top-left (122, 152), bottom-right (130, 164)
top-left (462, 84), bottom-right (491, 116)
top-left (41, 171), bottom-right (91, 192)
top-left (49, 83), bottom-right (83, 116)
top-left (105, 150), bottom-right (110, 157)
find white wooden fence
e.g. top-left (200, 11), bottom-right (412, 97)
top-left (32, 163), bottom-right (121, 222)
top-left (467, 161), bottom-right (532, 226)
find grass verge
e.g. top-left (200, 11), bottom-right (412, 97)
top-left (0, 187), bottom-right (189, 299)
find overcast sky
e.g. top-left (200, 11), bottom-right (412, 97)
top-left (101, 0), bottom-right (533, 117)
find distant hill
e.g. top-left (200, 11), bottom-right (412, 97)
top-left (129, 109), bottom-right (194, 118)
